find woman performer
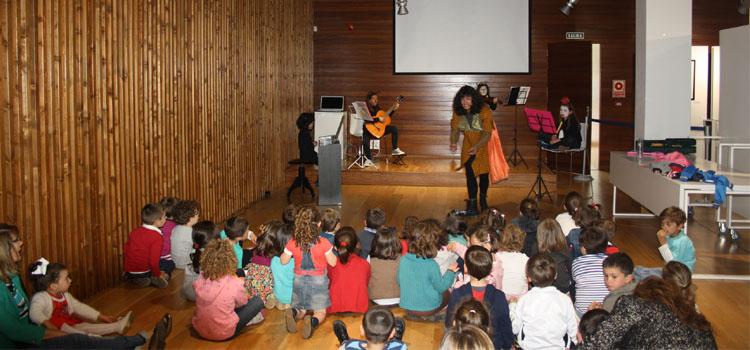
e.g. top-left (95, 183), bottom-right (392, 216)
top-left (450, 85), bottom-right (494, 215)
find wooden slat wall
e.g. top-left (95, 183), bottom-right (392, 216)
top-left (0, 0), bottom-right (313, 298)
top-left (313, 0), bottom-right (747, 168)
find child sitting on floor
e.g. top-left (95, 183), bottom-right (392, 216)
top-left (269, 220), bottom-right (295, 310)
top-left (158, 196), bottom-right (179, 273)
top-left (657, 207), bottom-right (695, 271)
top-left (512, 253), bottom-right (578, 349)
top-left (497, 224), bottom-right (530, 299)
top-left (369, 226), bottom-right (402, 307)
top-left (577, 309), bottom-right (609, 345)
top-left (245, 221), bottom-right (281, 308)
top-left (513, 198), bottom-right (540, 257)
top-left (182, 220), bottom-right (215, 302)
top-left (333, 307), bottom-right (406, 350)
top-left (446, 246), bottom-right (513, 350)
top-left (572, 227), bottom-right (610, 316)
top-left (192, 239), bottom-right (264, 341)
top-left (596, 252), bottom-right (636, 312)
top-left (281, 205), bottom-right (338, 339)
top-left (398, 220), bottom-right (458, 321)
top-left (220, 216), bottom-right (256, 277)
top-left (448, 226), bottom-right (502, 290)
top-left (444, 211), bottom-right (467, 246)
top-left (170, 200), bottom-right (200, 269)
top-left (320, 208), bottom-right (341, 245)
top-left (400, 216), bottom-right (419, 255)
top-left (29, 259), bottom-right (132, 335)
top-left (556, 191), bottom-right (582, 237)
top-left (359, 208), bottom-right (386, 259)
top-left (123, 203), bottom-right (172, 288)
top-left (328, 227), bottom-right (371, 314)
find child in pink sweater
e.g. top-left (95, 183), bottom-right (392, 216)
top-left (192, 240), bottom-right (263, 341)
top-left (448, 226), bottom-right (503, 290)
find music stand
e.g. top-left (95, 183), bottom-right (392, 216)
top-left (524, 107), bottom-right (556, 202)
top-left (505, 87), bottom-right (530, 169)
top-left (348, 102), bottom-right (376, 169)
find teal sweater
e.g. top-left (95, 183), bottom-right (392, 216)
top-left (667, 230), bottom-right (696, 271)
top-left (397, 253), bottom-right (456, 312)
top-left (0, 274), bottom-right (45, 348)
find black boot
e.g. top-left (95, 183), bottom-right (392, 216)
top-left (465, 199), bottom-right (479, 216)
top-left (333, 320), bottom-right (349, 345)
top-left (480, 196), bottom-right (488, 213)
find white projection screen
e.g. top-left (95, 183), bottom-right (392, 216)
top-left (394, 0), bottom-right (531, 74)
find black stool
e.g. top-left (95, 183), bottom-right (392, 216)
top-left (287, 159), bottom-right (316, 201)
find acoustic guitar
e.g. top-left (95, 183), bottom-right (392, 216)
top-left (365, 96), bottom-right (404, 138)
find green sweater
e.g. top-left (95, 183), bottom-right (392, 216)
top-left (0, 274), bottom-right (45, 348)
top-left (397, 253), bottom-right (456, 312)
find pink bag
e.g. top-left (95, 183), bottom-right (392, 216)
top-left (488, 122), bottom-right (509, 183)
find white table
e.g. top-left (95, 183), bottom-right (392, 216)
top-left (610, 151), bottom-right (750, 280)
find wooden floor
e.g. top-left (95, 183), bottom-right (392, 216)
top-left (85, 170), bottom-right (750, 349)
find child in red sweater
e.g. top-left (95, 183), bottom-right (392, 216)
top-left (328, 227), bottom-right (370, 314)
top-left (123, 203), bottom-right (173, 288)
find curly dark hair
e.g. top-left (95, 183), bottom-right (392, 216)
top-left (172, 200), bottom-right (200, 225)
top-left (294, 205), bottom-right (321, 253)
top-left (476, 83), bottom-right (491, 98)
top-left (452, 85), bottom-right (484, 116)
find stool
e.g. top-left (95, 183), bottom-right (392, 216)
top-left (287, 159), bottom-right (315, 201)
top-left (379, 134), bottom-right (407, 166)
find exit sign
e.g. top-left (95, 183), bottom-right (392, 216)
top-left (566, 32), bottom-right (585, 40)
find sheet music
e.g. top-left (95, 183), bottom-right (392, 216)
top-left (351, 101), bottom-right (374, 122)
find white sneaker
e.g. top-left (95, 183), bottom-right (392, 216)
top-left (391, 148), bottom-right (405, 156)
top-left (364, 159), bottom-right (376, 167)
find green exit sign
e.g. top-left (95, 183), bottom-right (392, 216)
top-left (566, 32), bottom-right (585, 40)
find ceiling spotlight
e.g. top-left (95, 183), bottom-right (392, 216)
top-left (560, 0), bottom-right (580, 16)
top-left (397, 0), bottom-right (409, 15)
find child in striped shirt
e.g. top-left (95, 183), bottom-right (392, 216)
top-left (571, 226), bottom-right (610, 316)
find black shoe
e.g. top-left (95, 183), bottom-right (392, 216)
top-left (394, 318), bottom-right (405, 342)
top-left (148, 313), bottom-right (171, 350)
top-left (333, 320), bottom-right (350, 345)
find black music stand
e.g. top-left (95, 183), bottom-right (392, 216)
top-left (505, 87), bottom-right (529, 169)
top-left (524, 108), bottom-right (556, 202)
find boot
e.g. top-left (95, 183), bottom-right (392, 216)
top-left (464, 199), bottom-right (479, 216)
top-left (480, 196), bottom-right (488, 213)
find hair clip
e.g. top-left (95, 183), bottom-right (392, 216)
top-left (193, 243), bottom-right (200, 249)
top-left (339, 241), bottom-right (348, 247)
top-left (469, 309), bottom-right (477, 314)
top-left (560, 96), bottom-right (571, 105)
top-left (30, 257), bottom-right (50, 276)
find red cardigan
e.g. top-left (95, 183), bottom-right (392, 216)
top-left (124, 225), bottom-right (163, 277)
top-left (327, 254), bottom-right (370, 314)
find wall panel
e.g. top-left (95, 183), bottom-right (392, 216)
top-left (0, 0), bottom-right (313, 298)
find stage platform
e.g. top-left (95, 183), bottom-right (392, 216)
top-left (287, 156), bottom-right (556, 188)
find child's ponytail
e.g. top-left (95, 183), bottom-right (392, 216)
top-left (333, 227), bottom-right (358, 265)
top-left (189, 221), bottom-right (217, 274)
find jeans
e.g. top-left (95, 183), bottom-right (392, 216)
top-left (159, 258), bottom-right (176, 277)
top-left (362, 125), bottom-right (398, 159)
top-left (36, 333), bottom-right (145, 349)
top-left (233, 296), bottom-right (264, 337)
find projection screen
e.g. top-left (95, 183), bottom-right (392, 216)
top-left (394, 0), bottom-right (531, 74)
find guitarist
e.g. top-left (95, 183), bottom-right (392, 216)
top-left (363, 91), bottom-right (406, 167)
